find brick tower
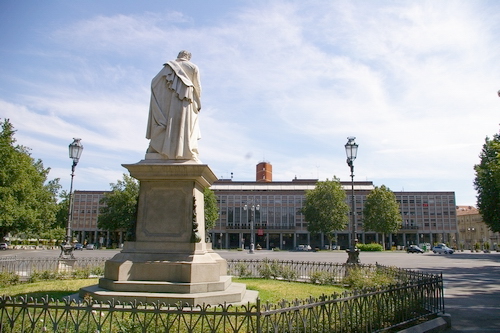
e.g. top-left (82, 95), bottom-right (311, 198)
top-left (256, 161), bottom-right (272, 182)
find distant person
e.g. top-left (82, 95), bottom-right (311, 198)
top-left (146, 50), bottom-right (202, 162)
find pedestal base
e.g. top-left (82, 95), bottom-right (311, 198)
top-left (81, 161), bottom-right (255, 305)
top-left (58, 259), bottom-right (77, 274)
top-left (346, 248), bottom-right (360, 264)
top-left (80, 282), bottom-right (256, 306)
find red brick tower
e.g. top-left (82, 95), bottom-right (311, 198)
top-left (256, 161), bottom-right (272, 182)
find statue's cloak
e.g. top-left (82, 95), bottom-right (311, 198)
top-left (146, 60), bottom-right (201, 160)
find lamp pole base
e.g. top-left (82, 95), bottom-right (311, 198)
top-left (346, 248), bottom-right (360, 264)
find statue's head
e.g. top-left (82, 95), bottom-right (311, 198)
top-left (177, 50), bottom-right (192, 60)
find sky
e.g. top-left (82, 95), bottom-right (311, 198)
top-left (1, 0), bottom-right (499, 206)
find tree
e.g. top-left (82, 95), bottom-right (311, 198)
top-left (54, 190), bottom-right (70, 230)
top-left (302, 177), bottom-right (349, 247)
top-left (474, 132), bottom-right (500, 232)
top-left (362, 185), bottom-right (402, 249)
top-left (0, 119), bottom-right (61, 239)
top-left (98, 174), bottom-right (139, 240)
top-left (204, 187), bottom-right (219, 231)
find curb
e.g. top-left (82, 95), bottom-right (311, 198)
top-left (397, 314), bottom-right (451, 333)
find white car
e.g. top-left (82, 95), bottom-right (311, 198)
top-left (296, 244), bottom-right (312, 251)
top-left (432, 244), bottom-right (454, 254)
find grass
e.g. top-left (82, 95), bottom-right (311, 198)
top-left (0, 278), bottom-right (345, 304)
top-left (0, 278), bottom-right (99, 300)
top-left (233, 277), bottom-right (345, 303)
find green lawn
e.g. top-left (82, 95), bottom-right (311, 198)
top-left (0, 278), bottom-right (99, 300)
top-left (0, 278), bottom-right (345, 304)
top-left (234, 277), bottom-right (345, 303)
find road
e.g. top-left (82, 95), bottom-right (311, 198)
top-left (2, 248), bottom-right (499, 332)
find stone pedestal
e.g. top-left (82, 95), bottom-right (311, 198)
top-left (58, 259), bottom-right (76, 274)
top-left (80, 160), bottom-right (254, 305)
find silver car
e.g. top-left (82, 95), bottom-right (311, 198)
top-left (432, 244), bottom-right (454, 254)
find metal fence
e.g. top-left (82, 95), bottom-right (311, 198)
top-left (0, 256), bottom-right (108, 279)
top-left (0, 258), bottom-right (444, 332)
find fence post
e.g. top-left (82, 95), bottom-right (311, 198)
top-left (256, 298), bottom-right (261, 333)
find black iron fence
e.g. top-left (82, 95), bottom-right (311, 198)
top-left (0, 258), bottom-right (444, 332)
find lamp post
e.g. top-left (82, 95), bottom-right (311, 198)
top-left (243, 204), bottom-right (260, 254)
top-left (60, 138), bottom-right (84, 259)
top-left (345, 136), bottom-right (359, 264)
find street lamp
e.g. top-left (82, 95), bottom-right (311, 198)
top-left (60, 138), bottom-right (83, 259)
top-left (243, 204), bottom-right (260, 254)
top-left (345, 136), bottom-right (359, 264)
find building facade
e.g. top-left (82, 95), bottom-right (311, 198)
top-left (209, 162), bottom-right (458, 251)
top-left (456, 206), bottom-right (499, 251)
top-left (71, 162), bottom-right (458, 250)
top-left (71, 190), bottom-right (120, 247)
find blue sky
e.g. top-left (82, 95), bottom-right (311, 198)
top-left (1, 0), bottom-right (499, 206)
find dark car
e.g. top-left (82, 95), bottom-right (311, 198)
top-left (407, 245), bottom-right (424, 253)
top-left (74, 243), bottom-right (84, 251)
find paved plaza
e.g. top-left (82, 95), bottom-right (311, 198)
top-left (2, 249), bottom-right (500, 332)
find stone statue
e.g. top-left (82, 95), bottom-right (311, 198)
top-left (146, 50), bottom-right (202, 162)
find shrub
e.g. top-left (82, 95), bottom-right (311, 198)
top-left (258, 261), bottom-right (273, 279)
top-left (28, 270), bottom-right (59, 283)
top-left (258, 259), bottom-right (287, 279)
top-left (280, 266), bottom-right (297, 281)
top-left (343, 266), bottom-right (397, 289)
top-left (309, 270), bottom-right (337, 285)
top-left (356, 243), bottom-right (384, 252)
top-left (90, 266), bottom-right (105, 276)
top-left (72, 268), bottom-right (91, 279)
top-left (0, 271), bottom-right (20, 287)
top-left (232, 262), bottom-right (251, 277)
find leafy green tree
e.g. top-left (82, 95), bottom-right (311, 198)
top-left (98, 174), bottom-right (139, 240)
top-left (362, 185), bottom-right (402, 249)
top-left (302, 177), bottom-right (349, 247)
top-left (40, 227), bottom-right (66, 243)
top-left (474, 132), bottom-right (500, 232)
top-left (204, 187), bottom-right (219, 231)
top-left (0, 119), bottom-right (61, 239)
top-left (54, 190), bottom-right (70, 230)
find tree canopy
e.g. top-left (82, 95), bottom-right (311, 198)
top-left (98, 174), bottom-right (139, 240)
top-left (474, 132), bottom-right (500, 232)
top-left (204, 187), bottom-right (219, 231)
top-left (0, 119), bottom-right (61, 239)
top-left (363, 185), bottom-right (402, 248)
top-left (302, 177), bottom-right (349, 236)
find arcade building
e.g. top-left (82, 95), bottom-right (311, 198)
top-left (209, 162), bottom-right (457, 251)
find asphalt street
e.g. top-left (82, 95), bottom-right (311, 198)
top-left (2, 248), bottom-right (499, 332)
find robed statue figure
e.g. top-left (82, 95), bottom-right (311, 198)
top-left (146, 50), bottom-right (202, 162)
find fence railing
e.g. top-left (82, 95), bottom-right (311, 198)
top-left (0, 256), bottom-right (108, 278)
top-left (0, 258), bottom-right (444, 332)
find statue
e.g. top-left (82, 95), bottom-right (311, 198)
top-left (146, 50), bottom-right (202, 162)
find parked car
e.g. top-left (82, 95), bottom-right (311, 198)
top-left (74, 243), bottom-right (84, 251)
top-left (296, 244), bottom-right (312, 251)
top-left (0, 243), bottom-right (8, 250)
top-left (85, 244), bottom-right (95, 250)
top-left (407, 245), bottom-right (424, 253)
top-left (432, 244), bottom-right (454, 254)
